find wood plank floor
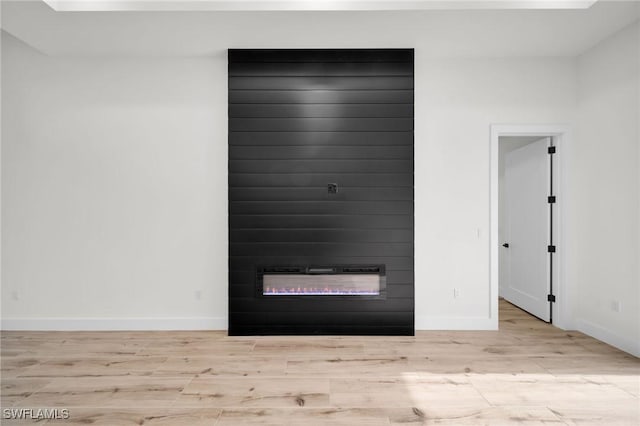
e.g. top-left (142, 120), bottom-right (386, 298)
top-left (1, 300), bottom-right (638, 425)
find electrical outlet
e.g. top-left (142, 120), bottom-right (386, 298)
top-left (611, 300), bottom-right (621, 312)
top-left (453, 288), bottom-right (460, 299)
top-left (11, 291), bottom-right (19, 301)
top-left (195, 290), bottom-right (202, 300)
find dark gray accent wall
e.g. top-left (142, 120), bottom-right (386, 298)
top-left (228, 49), bottom-right (414, 335)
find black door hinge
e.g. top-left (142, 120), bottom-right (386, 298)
top-left (548, 146), bottom-right (556, 154)
top-left (548, 196), bottom-right (556, 203)
top-left (547, 294), bottom-right (556, 303)
top-left (548, 245), bottom-right (556, 253)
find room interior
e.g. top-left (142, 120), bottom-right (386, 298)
top-left (1, 0), bottom-right (638, 424)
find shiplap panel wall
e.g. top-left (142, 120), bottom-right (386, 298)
top-left (228, 49), bottom-right (414, 335)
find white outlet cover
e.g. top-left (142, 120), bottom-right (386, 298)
top-left (611, 300), bottom-right (621, 312)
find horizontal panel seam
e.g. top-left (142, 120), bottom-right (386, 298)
top-left (229, 131), bottom-right (412, 133)
top-left (230, 116), bottom-right (414, 118)
top-left (229, 89), bottom-right (414, 92)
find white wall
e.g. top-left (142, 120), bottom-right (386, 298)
top-left (1, 33), bottom-right (228, 328)
top-left (415, 58), bottom-right (575, 328)
top-left (573, 21), bottom-right (640, 356)
top-left (1, 25), bottom-right (578, 330)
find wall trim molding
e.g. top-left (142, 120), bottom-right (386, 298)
top-left (4, 316), bottom-right (500, 332)
top-left (43, 0), bottom-right (598, 12)
top-left (576, 318), bottom-right (640, 358)
top-left (1, 317), bottom-right (228, 331)
top-left (415, 316), bottom-right (497, 330)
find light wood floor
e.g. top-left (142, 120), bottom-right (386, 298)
top-left (1, 300), bottom-right (638, 425)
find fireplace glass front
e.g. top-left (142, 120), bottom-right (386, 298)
top-left (257, 266), bottom-right (385, 297)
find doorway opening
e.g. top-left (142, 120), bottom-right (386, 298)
top-left (490, 125), bottom-right (570, 330)
top-left (500, 136), bottom-right (553, 322)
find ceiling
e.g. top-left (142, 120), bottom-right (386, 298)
top-left (1, 0), bottom-right (638, 57)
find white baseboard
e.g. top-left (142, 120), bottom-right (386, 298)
top-left (1, 317), bottom-right (228, 331)
top-left (576, 318), bottom-right (640, 358)
top-left (3, 316), bottom-right (496, 332)
top-left (415, 316), bottom-right (498, 330)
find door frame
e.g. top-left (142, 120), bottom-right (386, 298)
top-left (490, 124), bottom-right (572, 330)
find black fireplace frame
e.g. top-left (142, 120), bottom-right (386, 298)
top-left (228, 48), bottom-right (414, 336)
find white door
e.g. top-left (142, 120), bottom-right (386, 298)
top-left (503, 137), bottom-right (551, 322)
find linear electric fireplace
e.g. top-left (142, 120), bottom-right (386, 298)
top-left (258, 265), bottom-right (386, 297)
top-left (228, 48), bottom-right (414, 335)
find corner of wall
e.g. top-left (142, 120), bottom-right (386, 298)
top-left (574, 19), bottom-right (640, 358)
